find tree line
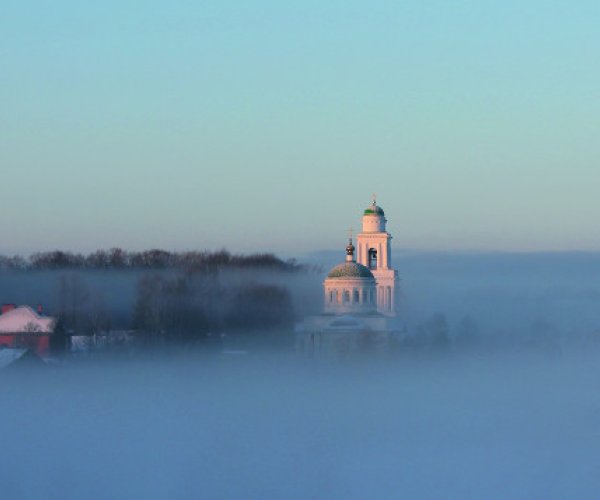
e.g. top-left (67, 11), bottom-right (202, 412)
top-left (133, 274), bottom-right (294, 345)
top-left (52, 271), bottom-right (295, 349)
top-left (0, 248), bottom-right (303, 273)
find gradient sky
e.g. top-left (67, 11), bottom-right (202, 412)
top-left (2, 1), bottom-right (599, 255)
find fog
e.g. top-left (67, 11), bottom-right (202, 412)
top-left (0, 269), bottom-right (317, 345)
top-left (398, 251), bottom-right (600, 335)
top-left (3, 251), bottom-right (600, 498)
top-left (3, 351), bottom-right (600, 499)
top-left (5, 251), bottom-right (600, 341)
top-left (308, 250), bottom-right (600, 348)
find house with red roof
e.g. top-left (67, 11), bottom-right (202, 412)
top-left (0, 305), bottom-right (57, 357)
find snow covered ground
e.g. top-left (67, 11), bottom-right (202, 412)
top-left (1, 350), bottom-right (600, 499)
top-left (0, 348), bottom-right (29, 369)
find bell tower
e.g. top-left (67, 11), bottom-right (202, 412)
top-left (356, 196), bottom-right (399, 316)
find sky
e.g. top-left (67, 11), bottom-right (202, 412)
top-left (2, 1), bottom-right (599, 255)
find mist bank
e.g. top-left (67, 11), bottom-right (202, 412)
top-left (3, 350), bottom-right (600, 499)
top-left (0, 249), bottom-right (321, 347)
top-left (0, 269), bottom-right (323, 350)
top-left (3, 249), bottom-right (600, 350)
top-left (308, 250), bottom-right (600, 348)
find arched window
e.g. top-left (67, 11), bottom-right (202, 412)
top-left (343, 290), bottom-right (350, 303)
top-left (353, 290), bottom-right (359, 303)
top-left (368, 248), bottom-right (377, 269)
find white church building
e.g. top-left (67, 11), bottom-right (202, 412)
top-left (300, 199), bottom-right (400, 355)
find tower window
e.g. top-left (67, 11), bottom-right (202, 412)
top-left (368, 248), bottom-right (377, 269)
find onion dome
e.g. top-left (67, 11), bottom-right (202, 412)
top-left (346, 239), bottom-right (355, 258)
top-left (327, 262), bottom-right (374, 279)
top-left (364, 202), bottom-right (385, 216)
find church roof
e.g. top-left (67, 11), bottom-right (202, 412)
top-left (0, 306), bottom-right (55, 334)
top-left (364, 204), bottom-right (384, 216)
top-left (326, 262), bottom-right (374, 279)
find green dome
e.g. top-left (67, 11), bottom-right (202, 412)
top-left (364, 204), bottom-right (384, 216)
top-left (327, 262), bottom-right (374, 279)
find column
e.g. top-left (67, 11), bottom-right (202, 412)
top-left (383, 237), bottom-right (389, 269)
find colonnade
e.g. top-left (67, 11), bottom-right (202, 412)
top-left (377, 286), bottom-right (394, 313)
top-left (327, 287), bottom-right (375, 305)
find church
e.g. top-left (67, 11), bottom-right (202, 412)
top-left (300, 198), bottom-right (400, 355)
